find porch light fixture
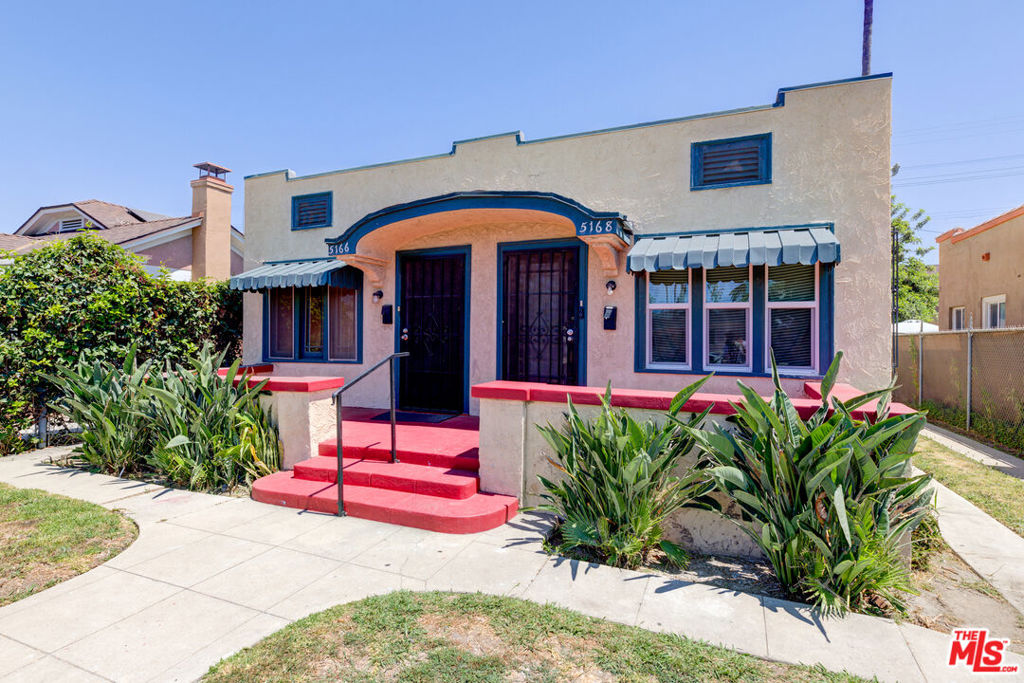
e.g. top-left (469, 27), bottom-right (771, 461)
top-left (606, 280), bottom-right (617, 295)
top-left (372, 290), bottom-right (384, 303)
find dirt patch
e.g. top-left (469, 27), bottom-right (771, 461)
top-left (419, 612), bottom-right (508, 657)
top-left (908, 544), bottom-right (1024, 652)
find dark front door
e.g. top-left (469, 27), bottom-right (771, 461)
top-left (398, 252), bottom-right (466, 413)
top-left (501, 246), bottom-right (581, 385)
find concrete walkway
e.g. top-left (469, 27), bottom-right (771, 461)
top-left (922, 424), bottom-right (1024, 480)
top-left (0, 449), bottom-right (1020, 682)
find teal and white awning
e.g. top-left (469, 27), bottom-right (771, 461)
top-left (230, 258), bottom-right (354, 291)
top-left (627, 226), bottom-right (840, 272)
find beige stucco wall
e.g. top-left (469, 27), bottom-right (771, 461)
top-left (478, 397), bottom-right (760, 558)
top-left (243, 76), bottom-right (892, 407)
top-left (938, 214), bottom-right (1024, 329)
top-left (137, 235), bottom-right (194, 270)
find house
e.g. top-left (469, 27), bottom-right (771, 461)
top-left (1, 163), bottom-right (244, 281)
top-left (936, 204), bottom-right (1024, 330)
top-left (234, 73), bottom-right (895, 536)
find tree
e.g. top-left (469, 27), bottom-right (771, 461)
top-left (891, 165), bottom-right (938, 322)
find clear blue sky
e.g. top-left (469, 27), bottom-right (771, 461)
top-left (3, 1), bottom-right (1022, 264)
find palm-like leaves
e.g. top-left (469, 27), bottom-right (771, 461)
top-left (535, 377), bottom-right (717, 570)
top-left (46, 343), bottom-right (280, 491)
top-left (681, 351), bottom-right (932, 615)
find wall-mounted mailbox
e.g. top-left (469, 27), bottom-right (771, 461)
top-left (603, 306), bottom-right (617, 330)
top-left (381, 304), bottom-right (393, 325)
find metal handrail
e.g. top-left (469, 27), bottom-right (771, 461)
top-left (331, 352), bottom-right (409, 516)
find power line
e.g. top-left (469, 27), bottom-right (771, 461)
top-left (897, 153), bottom-right (1024, 171)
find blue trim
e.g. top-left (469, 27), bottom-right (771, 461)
top-left (751, 267), bottom-right (766, 373)
top-left (260, 273), bottom-right (364, 365)
top-left (819, 263), bottom-right (836, 372)
top-left (326, 191), bottom-right (628, 256)
top-left (245, 75), bottom-right (892, 184)
top-left (691, 269), bottom-right (705, 373)
top-left (395, 245), bottom-right (472, 414)
top-left (691, 133), bottom-right (772, 191)
top-left (632, 222), bottom-right (834, 240)
top-left (496, 238), bottom-right (588, 386)
top-left (291, 192), bottom-right (332, 230)
top-left (773, 72), bottom-right (893, 107)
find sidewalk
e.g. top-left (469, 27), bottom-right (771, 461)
top-left (922, 424), bottom-right (1024, 480)
top-left (0, 448), bottom-right (1019, 682)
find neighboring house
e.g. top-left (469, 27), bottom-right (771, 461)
top-left (2, 163), bottom-right (244, 281)
top-left (233, 73), bottom-right (893, 414)
top-left (936, 204), bottom-right (1024, 330)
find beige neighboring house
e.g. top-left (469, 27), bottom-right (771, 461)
top-left (0, 163), bottom-right (244, 281)
top-left (936, 204), bottom-right (1024, 330)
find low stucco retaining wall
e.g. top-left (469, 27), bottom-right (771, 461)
top-left (474, 384), bottom-right (763, 559)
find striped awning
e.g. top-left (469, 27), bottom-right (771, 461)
top-left (627, 226), bottom-right (840, 272)
top-left (230, 258), bottom-right (351, 291)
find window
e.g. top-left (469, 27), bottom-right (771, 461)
top-left (691, 134), bottom-right (771, 190)
top-left (766, 264), bottom-right (817, 371)
top-left (268, 288), bottom-right (295, 359)
top-left (266, 284), bottom-right (360, 362)
top-left (291, 192), bottom-right (332, 230)
top-left (705, 266), bottom-right (751, 370)
top-left (646, 270), bottom-right (690, 368)
top-left (328, 287), bottom-right (358, 361)
top-left (982, 295), bottom-right (1006, 329)
top-left (951, 306), bottom-right (965, 330)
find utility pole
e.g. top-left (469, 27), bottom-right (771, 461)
top-left (862, 0), bottom-right (874, 76)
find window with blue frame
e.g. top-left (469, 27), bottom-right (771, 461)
top-left (264, 282), bottom-right (360, 362)
top-left (691, 134), bottom-right (771, 190)
top-left (291, 192), bottom-right (332, 230)
top-left (639, 262), bottom-right (825, 376)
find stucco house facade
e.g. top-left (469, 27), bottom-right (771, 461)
top-left (1, 163), bottom-right (244, 281)
top-left (235, 74), bottom-right (893, 415)
top-left (936, 204), bottom-right (1024, 330)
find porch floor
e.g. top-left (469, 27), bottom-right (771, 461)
top-left (252, 408), bottom-right (517, 533)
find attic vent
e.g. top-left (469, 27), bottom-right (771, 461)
top-left (691, 134), bottom-right (771, 189)
top-left (59, 218), bottom-right (84, 232)
top-left (291, 192), bottom-right (332, 230)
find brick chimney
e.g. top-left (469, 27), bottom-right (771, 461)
top-left (190, 162), bottom-right (233, 280)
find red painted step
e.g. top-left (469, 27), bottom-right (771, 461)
top-left (316, 415), bottom-right (482, 471)
top-left (252, 471), bottom-right (517, 534)
top-left (317, 441), bottom-right (479, 471)
top-left (292, 456), bottom-right (479, 499)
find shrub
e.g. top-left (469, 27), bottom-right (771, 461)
top-left (682, 352), bottom-right (933, 616)
top-left (46, 344), bottom-right (279, 491)
top-left (535, 378), bottom-right (716, 570)
top-left (0, 235), bottom-right (241, 454)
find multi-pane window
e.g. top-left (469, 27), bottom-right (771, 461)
top-left (951, 306), bottom-right (965, 330)
top-left (266, 285), bottom-right (358, 361)
top-left (646, 270), bottom-right (690, 368)
top-left (982, 295), bottom-right (1006, 329)
top-left (268, 288), bottom-right (295, 359)
top-left (766, 264), bottom-right (817, 371)
top-left (705, 266), bottom-right (751, 369)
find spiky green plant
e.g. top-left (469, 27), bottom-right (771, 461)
top-left (535, 377), bottom-right (717, 570)
top-left (46, 343), bottom-right (280, 491)
top-left (680, 351), bottom-right (933, 616)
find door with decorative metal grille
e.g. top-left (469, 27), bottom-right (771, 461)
top-left (501, 246), bottom-right (581, 385)
top-left (398, 252), bottom-right (466, 412)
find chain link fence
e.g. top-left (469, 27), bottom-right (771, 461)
top-left (895, 328), bottom-right (1024, 453)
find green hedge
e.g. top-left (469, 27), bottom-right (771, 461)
top-left (0, 234), bottom-right (241, 454)
top-left (919, 400), bottom-right (1024, 456)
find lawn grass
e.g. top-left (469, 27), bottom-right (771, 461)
top-left (0, 482), bottom-right (136, 606)
top-left (914, 437), bottom-right (1024, 537)
top-left (205, 591), bottom-right (865, 682)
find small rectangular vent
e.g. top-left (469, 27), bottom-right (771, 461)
top-left (692, 134), bottom-right (771, 189)
top-left (292, 193), bottom-right (332, 230)
top-left (59, 218), bottom-right (84, 232)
